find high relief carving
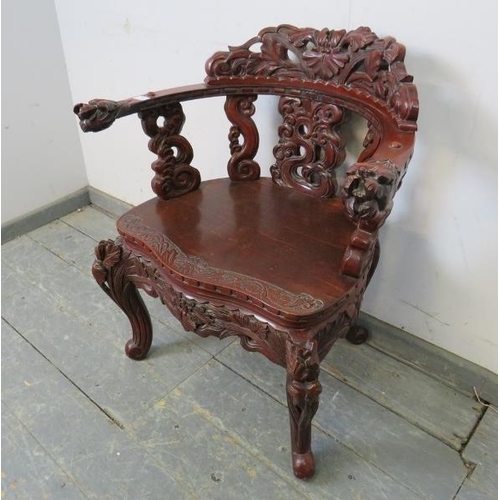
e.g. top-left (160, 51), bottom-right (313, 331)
top-left (271, 96), bottom-right (346, 197)
top-left (285, 339), bottom-right (322, 478)
top-left (342, 158), bottom-right (400, 228)
top-left (73, 99), bottom-right (121, 132)
top-left (139, 103), bottom-right (201, 200)
top-left (206, 25), bottom-right (418, 128)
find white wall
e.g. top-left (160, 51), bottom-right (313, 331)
top-left (2, 0), bottom-right (88, 224)
top-left (55, 0), bottom-right (498, 373)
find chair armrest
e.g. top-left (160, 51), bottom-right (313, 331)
top-left (73, 84), bottom-right (211, 133)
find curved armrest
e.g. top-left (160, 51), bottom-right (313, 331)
top-left (73, 84), bottom-right (212, 133)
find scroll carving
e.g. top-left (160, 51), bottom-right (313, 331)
top-left (139, 103), bottom-right (200, 200)
top-left (340, 228), bottom-right (379, 278)
top-left (225, 95), bottom-right (260, 180)
top-left (206, 25), bottom-right (418, 128)
top-left (271, 97), bottom-right (345, 197)
top-left (74, 99), bottom-right (122, 132)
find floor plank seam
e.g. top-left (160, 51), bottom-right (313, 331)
top-left (2, 317), bottom-right (126, 431)
top-left (2, 401), bottom-right (92, 499)
top-left (366, 341), bottom-right (479, 401)
top-left (125, 355), bottom-right (215, 428)
top-left (321, 360), bottom-right (475, 453)
top-left (310, 419), bottom-right (431, 499)
top-left (451, 473), bottom-right (469, 500)
top-left (456, 405), bottom-right (488, 480)
top-left (214, 356), bottom-right (286, 406)
top-left (120, 396), bottom-right (310, 499)
top-left (59, 217), bottom-right (101, 243)
top-left (26, 233), bottom-right (79, 268)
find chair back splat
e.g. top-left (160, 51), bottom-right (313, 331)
top-left (74, 25), bottom-right (418, 480)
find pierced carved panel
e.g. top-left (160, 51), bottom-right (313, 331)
top-left (206, 25), bottom-right (418, 129)
top-left (139, 103), bottom-right (200, 200)
top-left (271, 97), bottom-right (345, 197)
top-left (225, 95), bottom-right (260, 180)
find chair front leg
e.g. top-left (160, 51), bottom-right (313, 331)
top-left (92, 239), bottom-right (153, 360)
top-left (285, 338), bottom-right (322, 479)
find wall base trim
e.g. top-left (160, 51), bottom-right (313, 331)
top-left (88, 186), bottom-right (133, 218)
top-left (359, 313), bottom-right (497, 405)
top-left (2, 187), bottom-right (90, 243)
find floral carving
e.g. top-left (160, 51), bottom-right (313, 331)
top-left (301, 28), bottom-right (351, 79)
top-left (271, 97), bottom-right (345, 197)
top-left (73, 99), bottom-right (122, 132)
top-left (139, 103), bottom-right (201, 200)
top-left (92, 240), bottom-right (122, 285)
top-left (285, 339), bottom-right (322, 478)
top-left (92, 239), bottom-right (153, 360)
top-left (205, 25), bottom-right (418, 128)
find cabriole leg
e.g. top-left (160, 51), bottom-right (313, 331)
top-left (92, 239), bottom-right (152, 360)
top-left (285, 339), bottom-right (322, 479)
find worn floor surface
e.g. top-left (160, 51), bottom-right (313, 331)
top-left (1, 206), bottom-right (497, 499)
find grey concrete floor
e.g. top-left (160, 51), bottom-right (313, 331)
top-left (1, 205), bottom-right (497, 499)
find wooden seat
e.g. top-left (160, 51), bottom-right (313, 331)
top-left (75, 25), bottom-right (418, 480)
top-left (117, 178), bottom-right (356, 323)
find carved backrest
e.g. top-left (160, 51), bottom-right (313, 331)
top-left (74, 25), bottom-right (418, 281)
top-left (74, 25), bottom-right (418, 228)
top-left (205, 25), bottom-right (418, 198)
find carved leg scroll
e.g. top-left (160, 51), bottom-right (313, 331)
top-left (92, 239), bottom-right (152, 360)
top-left (285, 339), bottom-right (322, 479)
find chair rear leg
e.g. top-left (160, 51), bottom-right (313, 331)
top-left (346, 239), bottom-right (380, 345)
top-left (285, 339), bottom-right (322, 479)
top-left (92, 239), bottom-right (153, 360)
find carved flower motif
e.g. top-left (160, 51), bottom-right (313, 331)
top-left (92, 240), bottom-right (122, 285)
top-left (302, 29), bottom-right (350, 80)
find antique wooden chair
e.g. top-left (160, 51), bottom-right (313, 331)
top-left (74, 25), bottom-right (418, 479)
